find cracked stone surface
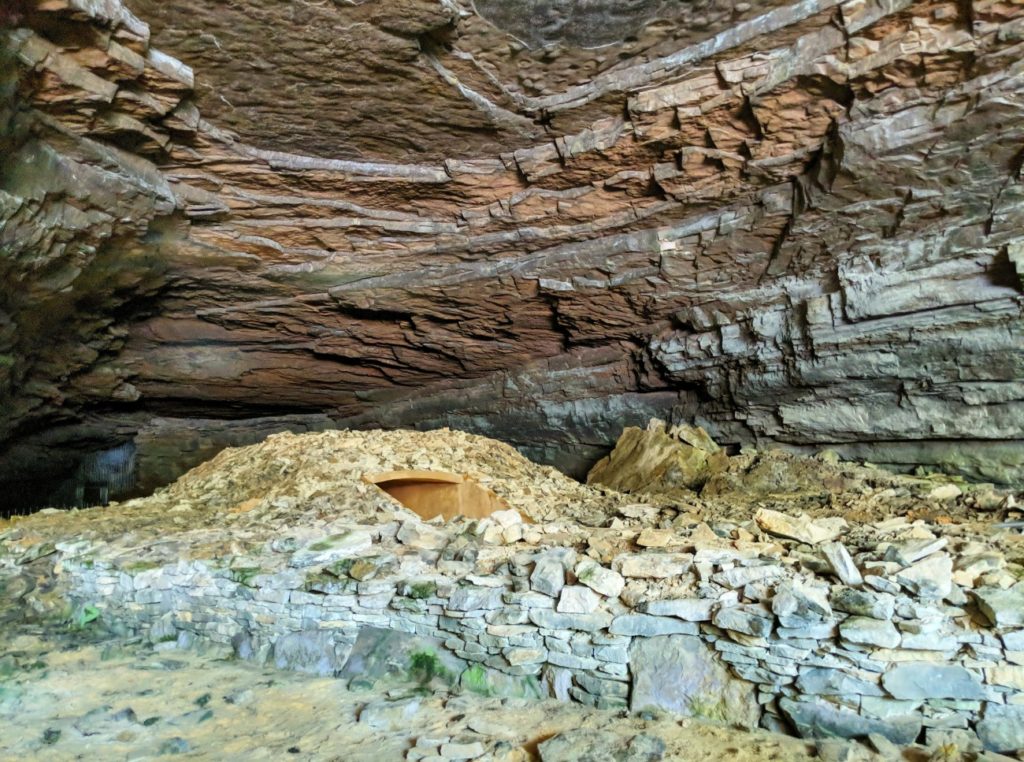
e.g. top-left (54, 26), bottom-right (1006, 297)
top-left (0, 0), bottom-right (1022, 500)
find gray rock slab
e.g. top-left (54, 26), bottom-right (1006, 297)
top-left (977, 706), bottom-right (1024, 753)
top-left (773, 579), bottom-right (832, 627)
top-left (529, 609), bottom-right (612, 632)
top-left (780, 697), bottom-right (922, 745)
top-left (821, 542), bottom-right (863, 586)
top-left (272, 629), bottom-right (350, 677)
top-left (896, 554), bottom-right (953, 599)
top-left (974, 583), bottom-right (1024, 627)
top-left (796, 667), bottom-right (884, 697)
top-left (630, 634), bottom-right (760, 727)
top-left (840, 617), bottom-right (901, 648)
top-left (339, 626), bottom-right (464, 689)
top-left (448, 585), bottom-right (504, 612)
top-left (713, 604), bottom-right (773, 637)
top-left (639, 597), bottom-right (715, 621)
top-left (881, 664), bottom-right (986, 700)
top-left (831, 588), bottom-right (895, 621)
top-left (609, 614), bottom-right (698, 636)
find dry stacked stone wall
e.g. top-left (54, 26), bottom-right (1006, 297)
top-left (57, 506), bottom-right (1024, 755)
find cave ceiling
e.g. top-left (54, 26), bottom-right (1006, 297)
top-left (0, 0), bottom-right (1022, 491)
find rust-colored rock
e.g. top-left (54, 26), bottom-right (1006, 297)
top-left (1, 0), bottom-right (1022, 504)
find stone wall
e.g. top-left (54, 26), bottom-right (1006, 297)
top-left (56, 505), bottom-right (1024, 754)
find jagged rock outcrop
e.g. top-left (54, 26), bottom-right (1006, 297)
top-left (1, 0), bottom-right (1022, 501)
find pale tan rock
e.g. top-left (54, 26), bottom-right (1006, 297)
top-left (616, 553), bottom-right (693, 579)
top-left (755, 509), bottom-right (847, 545)
top-left (985, 666), bottom-right (1024, 691)
top-left (928, 484), bottom-right (963, 501)
top-left (636, 528), bottom-right (679, 548)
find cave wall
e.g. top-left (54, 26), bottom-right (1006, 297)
top-left (0, 0), bottom-right (1022, 499)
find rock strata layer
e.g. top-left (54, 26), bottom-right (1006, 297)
top-left (1, 0), bottom-right (1023, 493)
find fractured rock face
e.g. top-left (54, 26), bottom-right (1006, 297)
top-left (1, 0), bottom-right (1024, 495)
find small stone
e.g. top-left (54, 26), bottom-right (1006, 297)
top-left (448, 586), bottom-right (503, 612)
top-left (609, 614), bottom-right (698, 637)
top-left (831, 588), bottom-right (895, 620)
top-left (882, 664), bottom-right (986, 700)
top-left (293, 529), bottom-right (375, 564)
top-left (821, 542), bottom-right (863, 586)
top-left (713, 605), bottom-right (773, 637)
top-left (440, 741), bottom-right (485, 759)
top-left (865, 733), bottom-right (901, 757)
top-left (640, 597), bottom-right (715, 621)
top-left (636, 528), bottom-right (678, 548)
top-left (777, 621), bottom-right (837, 640)
top-left (839, 617), bottom-right (901, 648)
top-left (974, 583), bottom-right (1024, 627)
top-left (616, 553), bottom-right (692, 579)
top-left (773, 579), bottom-right (832, 627)
top-left (556, 585), bottom-right (600, 614)
top-left (712, 564), bottom-right (784, 589)
top-left (397, 522), bottom-right (448, 551)
top-left (896, 554), bottom-right (952, 599)
top-left (864, 575), bottom-right (901, 595)
top-left (531, 556), bottom-right (565, 597)
top-left (860, 697), bottom-right (922, 719)
top-left (159, 738), bottom-right (191, 755)
top-left (528, 609), bottom-right (611, 632)
top-left (490, 509), bottom-right (522, 528)
top-left (928, 483), bottom-right (962, 501)
top-left (1002, 630), bottom-right (1024, 651)
top-left (985, 666), bottom-right (1024, 690)
top-left (348, 559), bottom-right (378, 580)
top-left (755, 509), bottom-right (847, 545)
top-left (885, 537), bottom-right (947, 566)
top-left (504, 647), bottom-right (546, 666)
top-left (797, 668), bottom-right (884, 696)
top-left (574, 559), bottom-right (625, 598)
top-left (576, 672), bottom-right (630, 698)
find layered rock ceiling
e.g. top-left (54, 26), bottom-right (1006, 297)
top-left (1, 0), bottom-right (1023, 496)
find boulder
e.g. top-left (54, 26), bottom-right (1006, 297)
top-left (586, 419), bottom-right (721, 494)
top-left (629, 634), bottom-right (760, 727)
top-left (780, 698), bottom-right (922, 745)
top-left (273, 629), bottom-right (350, 677)
top-left (339, 627), bottom-right (465, 690)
